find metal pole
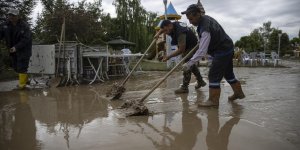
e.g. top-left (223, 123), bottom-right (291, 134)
top-left (163, 0), bottom-right (167, 20)
top-left (278, 33), bottom-right (282, 58)
top-left (263, 37), bottom-right (266, 54)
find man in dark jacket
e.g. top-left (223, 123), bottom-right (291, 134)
top-left (181, 4), bottom-right (245, 107)
top-left (155, 20), bottom-right (206, 94)
top-left (0, 9), bottom-right (32, 89)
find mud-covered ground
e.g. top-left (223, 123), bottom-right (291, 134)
top-left (0, 60), bottom-right (299, 150)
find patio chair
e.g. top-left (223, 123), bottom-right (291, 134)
top-left (258, 52), bottom-right (269, 66)
top-left (271, 52), bottom-right (281, 67)
top-left (249, 52), bottom-right (258, 66)
top-left (241, 52), bottom-right (250, 66)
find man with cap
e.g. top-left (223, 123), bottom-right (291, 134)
top-left (0, 8), bottom-right (32, 89)
top-left (181, 4), bottom-right (245, 107)
top-left (155, 20), bottom-right (206, 94)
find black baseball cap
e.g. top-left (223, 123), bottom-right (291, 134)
top-left (181, 4), bottom-right (201, 15)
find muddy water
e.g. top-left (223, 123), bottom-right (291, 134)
top-left (0, 61), bottom-right (299, 150)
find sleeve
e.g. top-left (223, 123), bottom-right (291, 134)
top-left (14, 24), bottom-right (32, 50)
top-left (187, 31), bottom-right (211, 67)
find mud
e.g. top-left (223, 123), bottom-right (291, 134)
top-left (119, 99), bottom-right (149, 116)
top-left (106, 82), bottom-right (126, 99)
top-left (0, 61), bottom-right (300, 150)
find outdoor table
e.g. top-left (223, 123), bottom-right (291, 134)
top-left (82, 52), bottom-right (143, 84)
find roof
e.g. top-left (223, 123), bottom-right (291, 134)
top-left (107, 38), bottom-right (136, 46)
top-left (159, 2), bottom-right (181, 20)
top-left (167, 2), bottom-right (178, 15)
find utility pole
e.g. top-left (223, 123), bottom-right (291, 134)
top-left (263, 37), bottom-right (267, 54)
top-left (278, 33), bottom-right (282, 58)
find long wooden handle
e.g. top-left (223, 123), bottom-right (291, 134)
top-left (121, 34), bottom-right (159, 86)
top-left (139, 43), bottom-right (200, 103)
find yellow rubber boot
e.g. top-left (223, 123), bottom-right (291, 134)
top-left (19, 73), bottom-right (28, 89)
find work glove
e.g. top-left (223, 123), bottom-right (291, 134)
top-left (182, 63), bottom-right (190, 72)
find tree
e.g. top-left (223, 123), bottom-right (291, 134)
top-left (290, 37), bottom-right (300, 47)
top-left (34, 0), bottom-right (103, 44)
top-left (0, 0), bottom-right (36, 23)
top-left (269, 29), bottom-right (290, 55)
top-left (235, 21), bottom-right (290, 55)
top-left (34, 0), bottom-right (157, 52)
top-left (113, 0), bottom-right (157, 52)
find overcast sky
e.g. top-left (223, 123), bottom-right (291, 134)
top-left (32, 0), bottom-right (300, 42)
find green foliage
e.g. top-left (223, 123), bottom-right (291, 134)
top-left (235, 21), bottom-right (291, 55)
top-left (269, 30), bottom-right (290, 55)
top-left (290, 37), bottom-right (300, 45)
top-left (34, 0), bottom-right (157, 52)
top-left (34, 0), bottom-right (104, 44)
top-left (0, 0), bottom-right (36, 23)
top-left (113, 0), bottom-right (157, 53)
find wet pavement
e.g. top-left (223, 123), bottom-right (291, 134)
top-left (0, 60), bottom-right (299, 150)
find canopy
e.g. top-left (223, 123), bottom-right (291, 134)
top-left (107, 37), bottom-right (136, 46)
top-left (159, 2), bottom-right (181, 20)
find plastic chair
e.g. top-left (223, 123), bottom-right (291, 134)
top-left (258, 52), bottom-right (269, 66)
top-left (249, 52), bottom-right (258, 66)
top-left (241, 52), bottom-right (250, 65)
top-left (271, 52), bottom-right (281, 67)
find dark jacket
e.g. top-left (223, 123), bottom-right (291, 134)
top-left (197, 15), bottom-right (234, 57)
top-left (0, 20), bottom-right (32, 59)
top-left (169, 22), bottom-right (198, 61)
top-left (170, 22), bottom-right (198, 50)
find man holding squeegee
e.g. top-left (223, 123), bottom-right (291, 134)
top-left (181, 4), bottom-right (245, 107)
top-left (155, 20), bottom-right (207, 94)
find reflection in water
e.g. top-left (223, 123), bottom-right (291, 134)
top-left (136, 91), bottom-right (243, 150)
top-left (39, 86), bottom-right (110, 148)
top-left (205, 102), bottom-right (243, 150)
top-left (166, 93), bottom-right (203, 150)
top-left (138, 92), bottom-right (203, 150)
top-left (0, 91), bottom-right (39, 150)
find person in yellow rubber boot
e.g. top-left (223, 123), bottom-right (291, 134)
top-left (0, 9), bottom-right (32, 89)
top-left (181, 4), bottom-right (245, 107)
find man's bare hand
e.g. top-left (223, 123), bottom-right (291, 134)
top-left (10, 47), bottom-right (16, 53)
top-left (162, 56), bottom-right (169, 62)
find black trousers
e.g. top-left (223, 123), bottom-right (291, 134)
top-left (182, 64), bottom-right (203, 88)
top-left (208, 53), bottom-right (237, 88)
top-left (10, 53), bottom-right (30, 73)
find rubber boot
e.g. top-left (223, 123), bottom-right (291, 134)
top-left (174, 86), bottom-right (189, 94)
top-left (228, 82), bottom-right (245, 101)
top-left (198, 88), bottom-right (220, 107)
top-left (19, 73), bottom-right (29, 90)
top-left (195, 80), bottom-right (207, 89)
